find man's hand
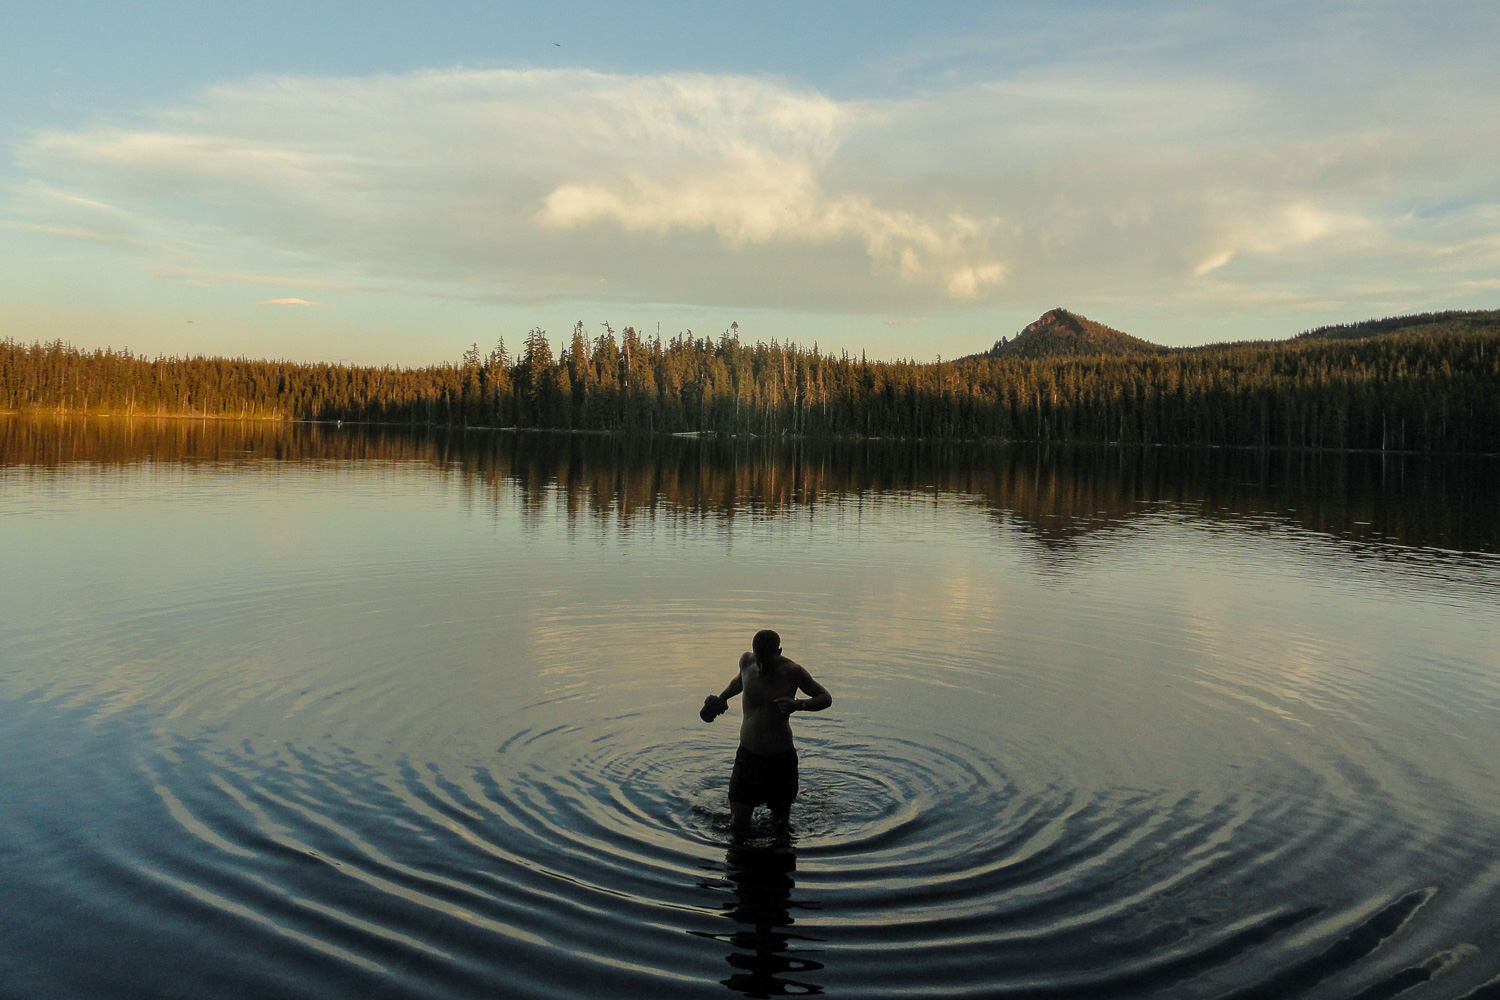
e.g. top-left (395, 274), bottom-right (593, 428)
top-left (773, 697), bottom-right (801, 716)
top-left (700, 695), bottom-right (728, 723)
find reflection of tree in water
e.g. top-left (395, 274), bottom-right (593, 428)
top-left (461, 433), bottom-right (1500, 558)
top-left (5, 416), bottom-right (1496, 555)
top-left (694, 846), bottom-right (824, 998)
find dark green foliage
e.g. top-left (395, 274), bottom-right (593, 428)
top-left (1293, 309), bottom-right (1500, 343)
top-left (3, 309), bottom-right (1498, 453)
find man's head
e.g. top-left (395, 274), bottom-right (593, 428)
top-left (752, 629), bottom-right (781, 665)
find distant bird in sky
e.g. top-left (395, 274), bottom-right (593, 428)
top-left (552, 41), bottom-right (560, 46)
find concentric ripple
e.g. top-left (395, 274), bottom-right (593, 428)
top-left (34, 670), bottom-right (1472, 1000)
top-left (4, 647), bottom-right (1498, 1000)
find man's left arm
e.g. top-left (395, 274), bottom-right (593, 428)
top-left (789, 668), bottom-right (831, 713)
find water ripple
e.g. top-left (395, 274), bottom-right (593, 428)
top-left (5, 443), bottom-right (1500, 998)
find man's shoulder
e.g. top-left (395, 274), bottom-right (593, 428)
top-left (739, 650), bottom-right (756, 668)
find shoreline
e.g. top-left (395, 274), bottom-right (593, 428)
top-left (2, 410), bottom-right (1493, 458)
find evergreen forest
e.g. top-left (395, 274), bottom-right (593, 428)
top-left (3, 310), bottom-right (1498, 453)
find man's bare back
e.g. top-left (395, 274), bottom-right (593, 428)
top-left (700, 630), bottom-right (831, 841)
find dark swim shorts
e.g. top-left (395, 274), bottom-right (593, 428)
top-left (728, 746), bottom-right (799, 809)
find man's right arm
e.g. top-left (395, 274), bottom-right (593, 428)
top-left (717, 668), bottom-right (744, 704)
top-left (701, 668), bottom-right (743, 722)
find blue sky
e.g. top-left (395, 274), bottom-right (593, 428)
top-left (3, 1), bottom-right (1497, 365)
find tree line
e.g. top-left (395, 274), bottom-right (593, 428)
top-left (3, 317), bottom-right (1497, 452)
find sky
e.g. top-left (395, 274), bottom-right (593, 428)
top-left (3, 1), bottom-right (1498, 366)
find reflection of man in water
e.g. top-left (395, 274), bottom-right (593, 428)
top-left (716, 846), bottom-right (825, 996)
top-left (690, 845), bottom-right (826, 996)
top-left (700, 629), bottom-right (832, 842)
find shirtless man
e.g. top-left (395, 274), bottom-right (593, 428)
top-left (700, 629), bottom-right (832, 842)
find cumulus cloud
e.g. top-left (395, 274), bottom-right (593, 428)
top-left (542, 173), bottom-right (977, 259)
top-left (520, 74), bottom-right (1005, 298)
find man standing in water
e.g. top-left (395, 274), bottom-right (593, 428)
top-left (701, 630), bottom-right (832, 842)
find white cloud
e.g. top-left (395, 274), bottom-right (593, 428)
top-left (539, 171), bottom-right (1000, 299)
top-left (259, 297), bottom-right (321, 306)
top-left (8, 49), bottom-right (1500, 334)
top-left (523, 74), bottom-right (1002, 298)
top-left (1193, 202), bottom-right (1376, 276)
top-left (946, 262), bottom-right (1007, 299)
top-left (151, 265), bottom-right (366, 291)
top-left (4, 180), bottom-right (181, 254)
top-left (11, 69), bottom-right (1020, 310)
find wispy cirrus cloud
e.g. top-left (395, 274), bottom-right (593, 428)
top-left (1193, 202), bottom-right (1378, 276)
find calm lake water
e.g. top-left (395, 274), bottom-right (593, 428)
top-left (2, 417), bottom-right (1499, 999)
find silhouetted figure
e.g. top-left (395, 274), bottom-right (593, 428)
top-left (701, 630), bottom-right (831, 843)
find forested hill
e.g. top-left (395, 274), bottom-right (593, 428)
top-left (978, 308), bottom-right (1167, 359)
top-left (982, 307), bottom-right (1500, 356)
top-left (3, 310), bottom-right (1499, 453)
top-left (1292, 309), bottom-right (1500, 343)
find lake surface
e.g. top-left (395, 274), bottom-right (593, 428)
top-left (2, 417), bottom-right (1499, 999)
